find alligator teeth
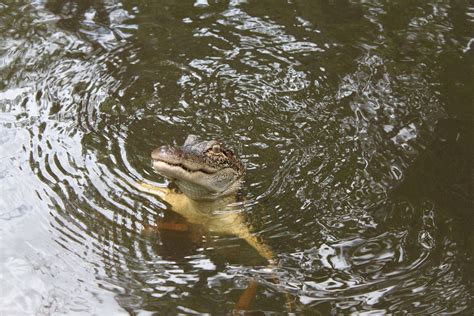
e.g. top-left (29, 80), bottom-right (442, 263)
top-left (153, 159), bottom-right (215, 175)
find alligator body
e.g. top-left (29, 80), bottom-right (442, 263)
top-left (137, 135), bottom-right (273, 262)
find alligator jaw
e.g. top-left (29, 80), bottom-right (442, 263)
top-left (151, 146), bottom-right (218, 174)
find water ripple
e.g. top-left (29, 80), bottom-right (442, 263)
top-left (1, 0), bottom-right (471, 314)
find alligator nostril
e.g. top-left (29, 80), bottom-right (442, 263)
top-left (151, 146), bottom-right (170, 158)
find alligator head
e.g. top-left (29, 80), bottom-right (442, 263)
top-left (151, 135), bottom-right (245, 201)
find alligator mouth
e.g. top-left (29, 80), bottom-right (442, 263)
top-left (151, 146), bottom-right (219, 176)
top-left (152, 158), bottom-right (216, 175)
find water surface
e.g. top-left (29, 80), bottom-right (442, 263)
top-left (1, 0), bottom-right (472, 314)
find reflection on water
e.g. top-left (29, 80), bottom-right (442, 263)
top-left (0, 0), bottom-right (472, 313)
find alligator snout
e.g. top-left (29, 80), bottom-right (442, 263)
top-left (151, 145), bottom-right (177, 161)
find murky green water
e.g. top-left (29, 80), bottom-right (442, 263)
top-left (1, 0), bottom-right (472, 314)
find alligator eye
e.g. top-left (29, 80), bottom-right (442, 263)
top-left (212, 144), bottom-right (221, 153)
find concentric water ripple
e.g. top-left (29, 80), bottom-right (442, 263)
top-left (1, 0), bottom-right (472, 314)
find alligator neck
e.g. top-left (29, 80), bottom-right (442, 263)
top-left (185, 194), bottom-right (239, 215)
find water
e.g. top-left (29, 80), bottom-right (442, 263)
top-left (1, 0), bottom-right (472, 314)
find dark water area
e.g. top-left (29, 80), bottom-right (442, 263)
top-left (0, 0), bottom-right (472, 314)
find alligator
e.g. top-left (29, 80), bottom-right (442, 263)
top-left (136, 134), bottom-right (274, 262)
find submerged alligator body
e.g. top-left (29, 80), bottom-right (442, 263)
top-left (137, 135), bottom-right (273, 262)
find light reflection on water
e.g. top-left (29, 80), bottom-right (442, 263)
top-left (0, 0), bottom-right (472, 314)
